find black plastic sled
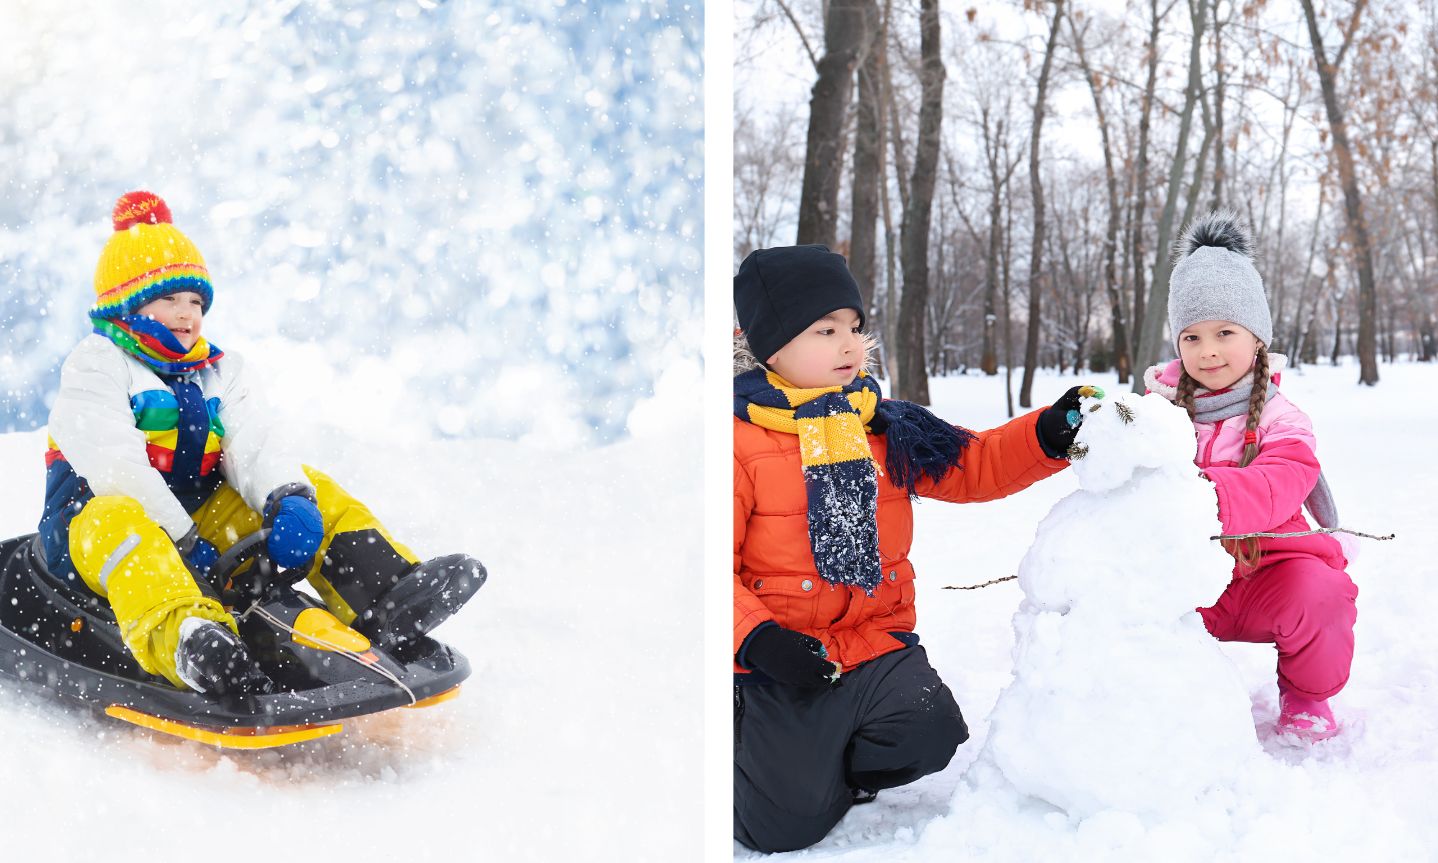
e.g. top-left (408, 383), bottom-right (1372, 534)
top-left (0, 531), bottom-right (470, 748)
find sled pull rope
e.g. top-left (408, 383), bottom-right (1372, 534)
top-left (1210, 527), bottom-right (1395, 542)
top-left (238, 603), bottom-right (417, 705)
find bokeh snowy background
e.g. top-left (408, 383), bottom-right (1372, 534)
top-left (0, 0), bottom-right (702, 446)
top-left (0, 2), bottom-right (703, 859)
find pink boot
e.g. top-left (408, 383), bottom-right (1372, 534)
top-left (1276, 684), bottom-right (1340, 742)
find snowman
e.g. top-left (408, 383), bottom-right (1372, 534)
top-left (982, 389), bottom-right (1259, 818)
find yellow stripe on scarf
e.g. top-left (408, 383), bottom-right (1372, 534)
top-left (743, 371), bottom-right (880, 470)
top-left (796, 413), bottom-right (873, 467)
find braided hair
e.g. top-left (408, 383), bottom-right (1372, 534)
top-left (1176, 343), bottom-right (1270, 573)
top-left (1176, 368), bottom-right (1199, 421)
top-left (1226, 344), bottom-right (1270, 572)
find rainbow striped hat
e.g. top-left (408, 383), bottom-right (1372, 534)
top-left (91, 191), bottom-right (214, 320)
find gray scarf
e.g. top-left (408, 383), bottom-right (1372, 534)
top-left (1189, 366), bottom-right (1339, 530)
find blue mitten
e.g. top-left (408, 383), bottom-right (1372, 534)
top-left (175, 526), bottom-right (220, 576)
top-left (187, 537), bottom-right (219, 575)
top-left (264, 486), bottom-right (324, 569)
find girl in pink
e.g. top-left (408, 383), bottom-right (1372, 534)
top-left (1145, 211), bottom-right (1357, 743)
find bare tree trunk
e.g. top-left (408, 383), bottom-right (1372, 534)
top-left (980, 110), bottom-right (1016, 376)
top-left (895, 0), bottom-right (946, 404)
top-left (1128, 0), bottom-right (1170, 353)
top-left (881, 164), bottom-right (899, 383)
top-left (983, 159), bottom-right (1003, 377)
top-left (1299, 0), bottom-right (1379, 385)
top-left (881, 0), bottom-right (901, 387)
top-left (1132, 0), bottom-right (1210, 392)
top-left (1181, 87), bottom-right (1217, 231)
top-left (849, 0), bottom-right (885, 318)
top-left (1003, 169), bottom-right (1016, 418)
top-left (796, 0), bottom-right (871, 246)
top-left (1331, 297), bottom-right (1343, 366)
top-left (1425, 138), bottom-right (1438, 360)
top-left (1267, 67), bottom-right (1299, 354)
top-left (1070, 16), bottom-right (1131, 383)
top-left (1288, 185), bottom-right (1327, 368)
top-left (1019, 0), bottom-right (1065, 409)
top-left (1208, 0), bottom-right (1226, 211)
top-left (930, 195), bottom-right (949, 373)
top-left (1055, 215), bottom-right (1089, 374)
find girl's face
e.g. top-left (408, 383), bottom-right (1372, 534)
top-left (135, 291), bottom-right (204, 351)
top-left (1177, 320), bottom-right (1261, 391)
top-left (766, 308), bottom-right (864, 389)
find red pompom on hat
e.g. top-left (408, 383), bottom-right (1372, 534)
top-left (111, 191), bottom-right (173, 231)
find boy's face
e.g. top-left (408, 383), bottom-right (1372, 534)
top-left (1177, 320), bottom-right (1261, 391)
top-left (765, 308), bottom-right (864, 389)
top-left (135, 291), bottom-right (204, 351)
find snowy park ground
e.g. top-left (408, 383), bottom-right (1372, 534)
top-left (738, 360), bottom-right (1437, 861)
top-left (0, 370), bottom-right (703, 860)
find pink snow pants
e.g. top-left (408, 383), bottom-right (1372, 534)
top-left (1198, 556), bottom-right (1358, 700)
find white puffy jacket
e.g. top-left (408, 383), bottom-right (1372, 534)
top-left (47, 334), bottom-right (308, 541)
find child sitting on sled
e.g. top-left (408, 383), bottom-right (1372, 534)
top-left (39, 191), bottom-right (484, 696)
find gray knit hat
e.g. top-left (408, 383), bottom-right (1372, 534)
top-left (1167, 211), bottom-right (1271, 348)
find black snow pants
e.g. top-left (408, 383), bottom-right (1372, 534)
top-left (733, 644), bottom-right (969, 854)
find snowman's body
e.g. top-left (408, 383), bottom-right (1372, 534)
top-left (983, 391), bottom-right (1259, 818)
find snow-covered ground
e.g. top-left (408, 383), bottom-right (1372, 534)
top-left (737, 361), bottom-right (1437, 860)
top-left (0, 407), bottom-right (702, 859)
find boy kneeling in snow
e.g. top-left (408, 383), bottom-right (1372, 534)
top-left (39, 191), bottom-right (484, 695)
top-left (732, 245), bottom-right (1083, 853)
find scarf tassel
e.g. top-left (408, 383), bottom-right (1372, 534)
top-left (874, 400), bottom-right (975, 498)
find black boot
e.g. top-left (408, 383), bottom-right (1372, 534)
top-left (352, 553), bottom-right (487, 649)
top-left (314, 527), bottom-right (486, 650)
top-left (174, 618), bottom-right (273, 695)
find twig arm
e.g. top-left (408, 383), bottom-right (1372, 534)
top-left (1211, 526), bottom-right (1394, 541)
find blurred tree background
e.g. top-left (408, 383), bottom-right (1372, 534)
top-left (735, 0), bottom-right (1437, 405)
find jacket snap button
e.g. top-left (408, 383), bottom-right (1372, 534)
top-left (754, 579), bottom-right (764, 589)
top-left (889, 571), bottom-right (897, 581)
top-left (801, 579), bottom-right (813, 591)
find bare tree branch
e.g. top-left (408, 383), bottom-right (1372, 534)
top-left (774, 0), bottom-right (821, 69)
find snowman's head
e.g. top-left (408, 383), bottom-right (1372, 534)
top-left (1069, 391), bottom-right (1198, 492)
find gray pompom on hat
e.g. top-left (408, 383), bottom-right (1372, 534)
top-left (1168, 211), bottom-right (1272, 348)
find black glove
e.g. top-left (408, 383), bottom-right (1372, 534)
top-left (741, 625), bottom-right (838, 687)
top-left (1036, 385), bottom-right (1101, 458)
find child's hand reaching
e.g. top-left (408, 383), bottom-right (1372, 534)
top-left (264, 484), bottom-right (324, 569)
top-left (742, 625), bottom-right (841, 687)
top-left (1036, 385), bottom-right (1103, 459)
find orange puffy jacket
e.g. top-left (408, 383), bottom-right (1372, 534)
top-left (733, 408), bottom-right (1067, 674)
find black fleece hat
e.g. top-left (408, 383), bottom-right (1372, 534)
top-left (733, 245), bottom-right (866, 364)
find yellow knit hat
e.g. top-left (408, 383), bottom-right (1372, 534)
top-left (91, 191), bottom-right (214, 319)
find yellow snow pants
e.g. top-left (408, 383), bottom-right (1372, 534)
top-left (68, 466), bottom-right (419, 689)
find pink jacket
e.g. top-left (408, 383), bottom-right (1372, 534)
top-left (1149, 359), bottom-right (1346, 572)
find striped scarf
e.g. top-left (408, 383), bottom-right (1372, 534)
top-left (734, 369), bottom-right (973, 592)
top-left (92, 314), bottom-right (223, 376)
